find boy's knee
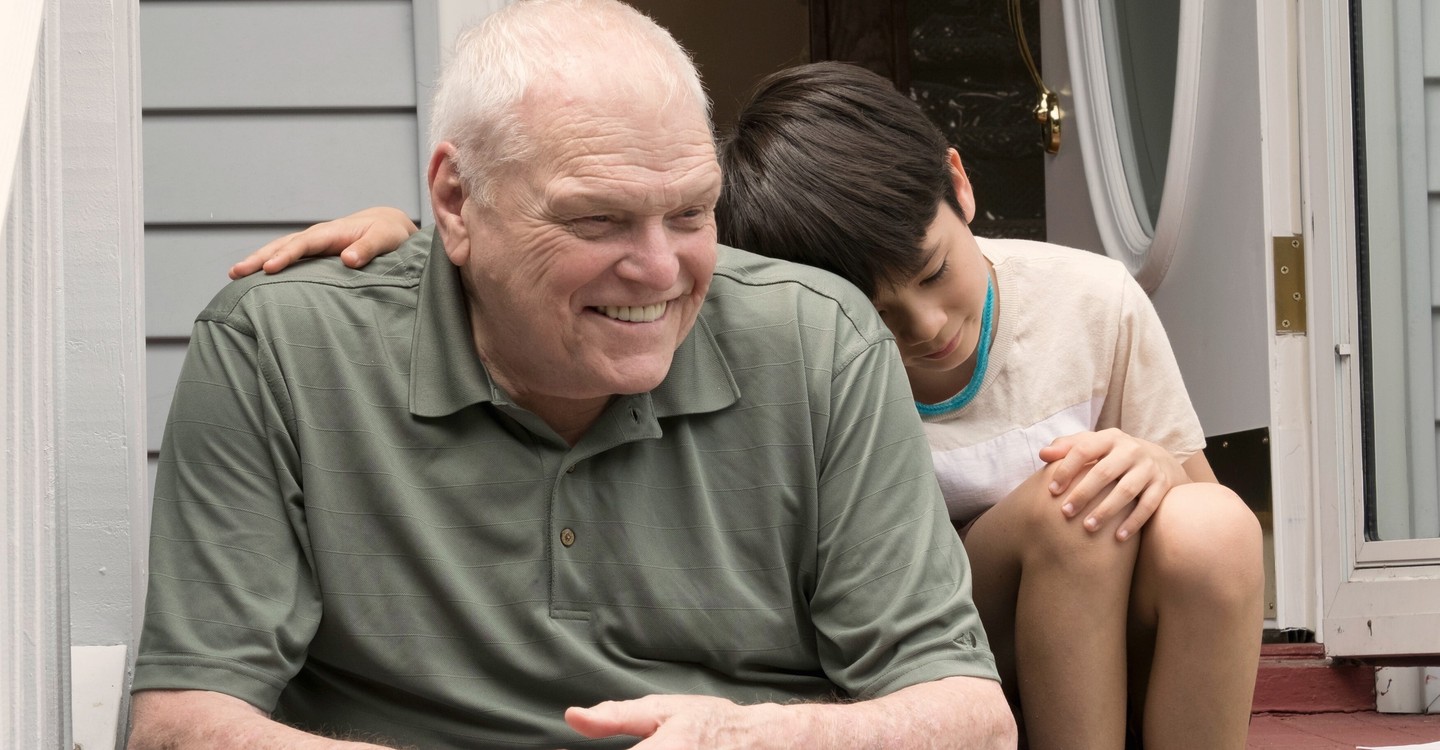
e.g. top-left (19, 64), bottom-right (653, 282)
top-left (1142, 484), bottom-right (1263, 604)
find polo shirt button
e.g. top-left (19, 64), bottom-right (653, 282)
top-left (560, 528), bottom-right (576, 547)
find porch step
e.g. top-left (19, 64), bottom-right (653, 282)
top-left (1252, 644), bottom-right (1376, 714)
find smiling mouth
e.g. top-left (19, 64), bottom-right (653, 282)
top-left (597, 302), bottom-right (667, 323)
top-left (923, 331), bottom-right (961, 360)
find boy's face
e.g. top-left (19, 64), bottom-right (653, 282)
top-left (870, 150), bottom-right (990, 377)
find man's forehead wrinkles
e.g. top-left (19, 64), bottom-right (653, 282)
top-left (546, 148), bottom-right (719, 186)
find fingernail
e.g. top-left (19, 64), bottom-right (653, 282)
top-left (1061, 503), bottom-right (1074, 516)
top-left (1084, 516), bottom-right (1098, 530)
top-left (1049, 482), bottom-right (1061, 494)
top-left (1117, 528), bottom-right (1129, 541)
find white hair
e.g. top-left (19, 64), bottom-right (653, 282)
top-left (429, 0), bottom-right (712, 207)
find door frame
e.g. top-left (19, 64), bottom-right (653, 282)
top-left (1300, 0), bottom-right (1440, 658)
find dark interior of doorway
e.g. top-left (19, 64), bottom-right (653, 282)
top-left (631, 0), bottom-right (1047, 242)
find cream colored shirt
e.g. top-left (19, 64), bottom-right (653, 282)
top-left (923, 238), bottom-right (1205, 524)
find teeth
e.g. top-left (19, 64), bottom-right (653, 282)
top-left (599, 302), bottom-right (666, 323)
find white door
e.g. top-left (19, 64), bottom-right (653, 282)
top-left (1046, 0), bottom-right (1440, 655)
top-left (1302, 0), bottom-right (1440, 658)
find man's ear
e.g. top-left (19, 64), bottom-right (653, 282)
top-left (429, 143), bottom-right (471, 266)
top-left (946, 148), bottom-right (978, 224)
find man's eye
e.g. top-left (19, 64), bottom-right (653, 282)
top-left (569, 216), bottom-right (616, 235)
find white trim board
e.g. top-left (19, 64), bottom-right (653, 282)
top-left (0, 0), bottom-right (44, 237)
top-left (2, 2), bottom-right (67, 745)
top-left (71, 646), bottom-right (128, 750)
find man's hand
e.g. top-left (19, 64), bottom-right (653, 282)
top-left (566, 695), bottom-right (790, 749)
top-left (566, 676), bottom-right (1014, 750)
top-left (1038, 428), bottom-right (1191, 542)
top-left (228, 206), bottom-right (418, 279)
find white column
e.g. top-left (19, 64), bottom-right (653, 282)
top-left (2, 2), bottom-right (68, 746)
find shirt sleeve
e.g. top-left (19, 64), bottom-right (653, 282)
top-left (808, 337), bottom-right (999, 699)
top-left (132, 313), bottom-right (321, 712)
top-left (1097, 270), bottom-right (1207, 460)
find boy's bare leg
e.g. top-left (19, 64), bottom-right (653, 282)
top-left (962, 463), bottom-right (1140, 750)
top-left (1127, 483), bottom-right (1263, 750)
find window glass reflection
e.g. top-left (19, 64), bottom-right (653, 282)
top-left (1099, 0), bottom-right (1179, 235)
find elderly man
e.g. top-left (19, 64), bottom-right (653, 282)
top-left (128, 1), bottom-right (1013, 747)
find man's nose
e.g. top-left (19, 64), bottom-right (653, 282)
top-left (616, 222), bottom-right (681, 288)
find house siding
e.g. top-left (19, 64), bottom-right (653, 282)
top-left (140, 0), bottom-right (435, 483)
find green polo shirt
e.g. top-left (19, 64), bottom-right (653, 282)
top-left (135, 228), bottom-right (995, 749)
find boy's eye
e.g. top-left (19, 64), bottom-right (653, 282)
top-left (920, 260), bottom-right (950, 286)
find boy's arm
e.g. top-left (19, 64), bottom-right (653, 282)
top-left (1182, 450), bottom-right (1220, 483)
top-left (228, 206), bottom-right (416, 279)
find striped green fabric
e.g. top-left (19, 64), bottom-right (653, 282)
top-left (135, 228), bottom-right (996, 749)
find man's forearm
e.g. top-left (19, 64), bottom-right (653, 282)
top-left (788, 676), bottom-right (1015, 749)
top-left (128, 690), bottom-right (403, 750)
top-left (566, 675), bottom-right (1016, 749)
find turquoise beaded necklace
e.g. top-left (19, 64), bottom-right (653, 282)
top-left (914, 273), bottom-right (995, 417)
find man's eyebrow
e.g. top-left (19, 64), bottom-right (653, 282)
top-left (550, 182), bottom-right (720, 213)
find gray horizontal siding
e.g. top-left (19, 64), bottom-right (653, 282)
top-left (141, 0), bottom-right (418, 109)
top-left (143, 113), bottom-right (421, 223)
top-left (146, 342), bottom-right (190, 454)
top-left (141, 0), bottom-right (437, 469)
top-left (145, 225), bottom-right (306, 336)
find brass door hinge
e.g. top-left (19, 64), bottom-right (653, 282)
top-left (1274, 236), bottom-right (1306, 334)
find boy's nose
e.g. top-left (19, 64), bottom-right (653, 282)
top-left (897, 307), bottom-right (946, 346)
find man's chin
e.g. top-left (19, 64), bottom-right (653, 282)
top-left (594, 356), bottom-right (675, 396)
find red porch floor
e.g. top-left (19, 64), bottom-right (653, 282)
top-left (1246, 644), bottom-right (1440, 748)
top-left (1248, 712), bottom-right (1440, 748)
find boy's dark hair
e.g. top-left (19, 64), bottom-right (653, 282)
top-left (717, 61), bottom-right (962, 298)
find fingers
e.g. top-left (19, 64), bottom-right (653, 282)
top-left (1056, 438), bottom-right (1141, 517)
top-left (259, 231), bottom-right (333, 274)
top-left (1035, 434), bottom-right (1077, 471)
top-left (227, 207), bottom-right (419, 280)
top-left (338, 232), bottom-right (398, 269)
top-left (1069, 464), bottom-right (1147, 531)
top-left (565, 697), bottom-right (671, 740)
top-left (1113, 480), bottom-right (1167, 541)
top-left (1044, 430), bottom-right (1186, 540)
top-left (1042, 431), bottom-right (1113, 496)
top-left (229, 233), bottom-right (298, 280)
top-left (229, 226), bottom-right (343, 279)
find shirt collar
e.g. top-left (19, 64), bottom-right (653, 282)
top-left (409, 230), bottom-right (499, 417)
top-left (408, 228), bottom-right (740, 419)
